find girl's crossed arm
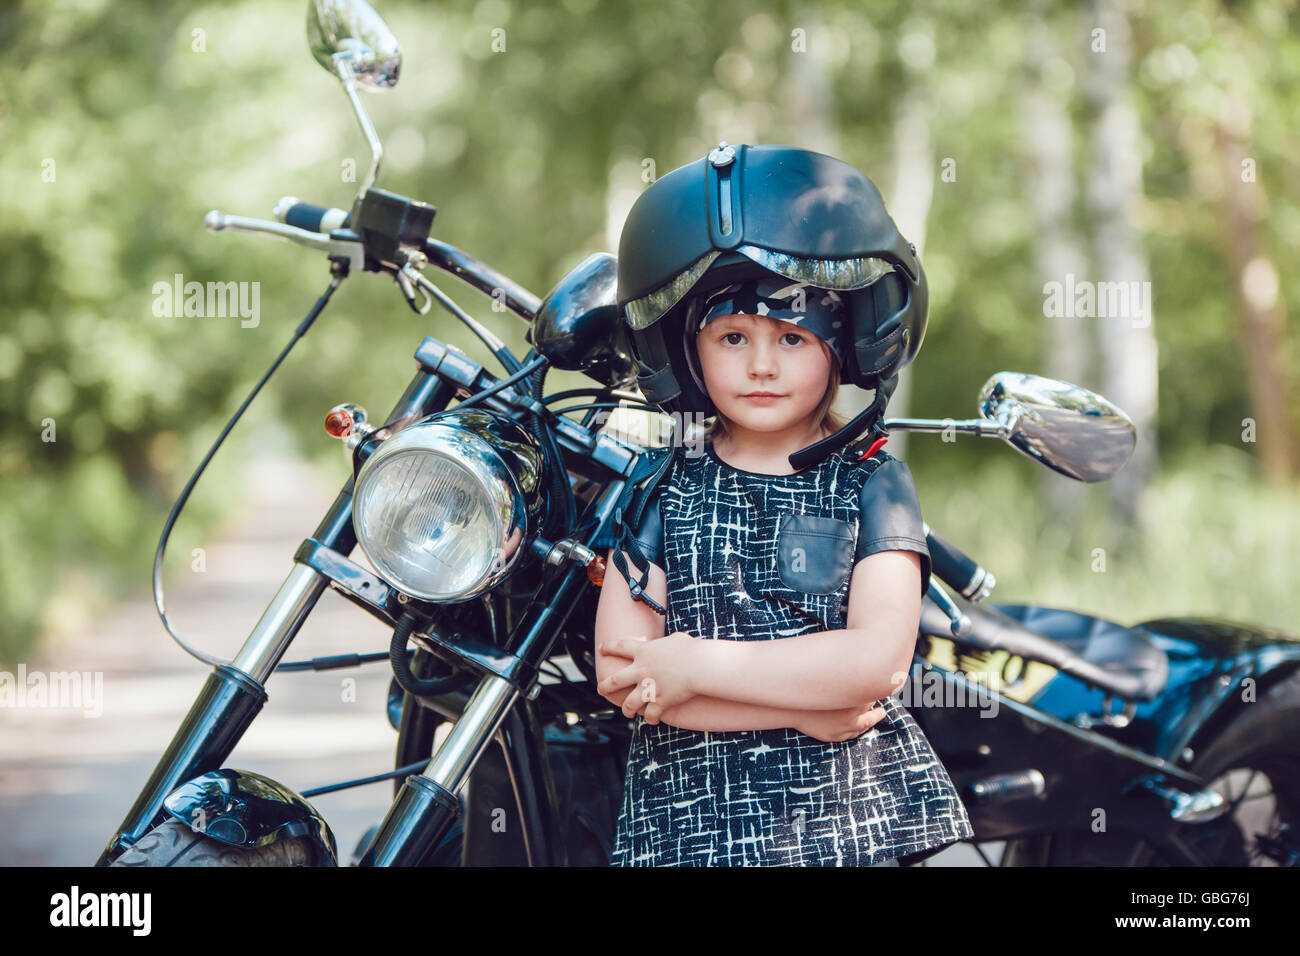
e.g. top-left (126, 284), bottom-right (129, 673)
top-left (595, 546), bottom-right (893, 738)
top-left (600, 549), bottom-right (923, 717)
top-left (689, 550), bottom-right (923, 711)
top-left (594, 546), bottom-right (875, 736)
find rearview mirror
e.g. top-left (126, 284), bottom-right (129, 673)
top-left (978, 372), bottom-right (1135, 482)
top-left (307, 0), bottom-right (402, 90)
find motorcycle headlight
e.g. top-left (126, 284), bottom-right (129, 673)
top-left (352, 408), bottom-right (546, 602)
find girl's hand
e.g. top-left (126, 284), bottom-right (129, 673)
top-left (796, 701), bottom-right (890, 743)
top-left (598, 631), bottom-right (699, 723)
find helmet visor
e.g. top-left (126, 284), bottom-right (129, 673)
top-left (624, 245), bottom-right (895, 331)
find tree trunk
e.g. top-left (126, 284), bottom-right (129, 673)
top-left (1084, 0), bottom-right (1159, 535)
top-left (1212, 92), bottom-right (1298, 484)
top-left (1024, 9), bottom-right (1091, 525)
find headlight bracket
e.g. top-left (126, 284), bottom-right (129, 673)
top-left (293, 537), bottom-right (543, 691)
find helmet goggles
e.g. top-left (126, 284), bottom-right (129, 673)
top-left (623, 245), bottom-right (895, 332)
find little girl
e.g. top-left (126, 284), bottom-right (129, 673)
top-left (592, 143), bottom-right (974, 867)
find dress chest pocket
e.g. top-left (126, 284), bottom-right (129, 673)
top-left (774, 513), bottom-right (856, 595)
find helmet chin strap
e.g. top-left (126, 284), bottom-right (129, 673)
top-left (788, 373), bottom-right (899, 471)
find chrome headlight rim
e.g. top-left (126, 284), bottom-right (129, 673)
top-left (352, 413), bottom-right (535, 603)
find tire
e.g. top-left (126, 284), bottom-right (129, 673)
top-left (1003, 669), bottom-right (1300, 867)
top-left (110, 819), bottom-right (325, 867)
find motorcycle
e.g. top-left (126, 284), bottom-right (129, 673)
top-left (95, 0), bottom-right (1300, 868)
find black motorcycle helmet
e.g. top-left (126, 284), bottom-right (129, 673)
top-left (616, 143), bottom-right (928, 425)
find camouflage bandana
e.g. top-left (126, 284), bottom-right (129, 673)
top-left (694, 276), bottom-right (848, 363)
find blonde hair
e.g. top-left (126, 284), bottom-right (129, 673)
top-left (701, 339), bottom-right (850, 444)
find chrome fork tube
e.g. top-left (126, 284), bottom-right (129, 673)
top-left (421, 674), bottom-right (521, 793)
top-left (232, 563), bottom-right (331, 683)
top-left (356, 674), bottom-right (522, 867)
top-left (95, 561), bottom-right (332, 864)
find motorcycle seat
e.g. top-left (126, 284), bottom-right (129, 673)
top-left (920, 598), bottom-right (1169, 702)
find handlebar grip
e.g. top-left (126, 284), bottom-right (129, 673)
top-left (925, 525), bottom-right (994, 601)
top-left (273, 196), bottom-right (352, 234)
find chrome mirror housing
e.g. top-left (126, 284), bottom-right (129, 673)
top-left (307, 0), bottom-right (402, 90)
top-left (978, 372), bottom-right (1136, 482)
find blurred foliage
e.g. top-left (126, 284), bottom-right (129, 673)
top-left (917, 442), bottom-right (1300, 635)
top-left (0, 0), bottom-right (1297, 665)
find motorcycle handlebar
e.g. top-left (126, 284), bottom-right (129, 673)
top-left (266, 192), bottom-right (543, 319)
top-left (205, 200), bottom-right (541, 323)
top-left (204, 210), bottom-right (335, 253)
top-left (924, 524), bottom-right (995, 602)
top-left (273, 196), bottom-right (352, 233)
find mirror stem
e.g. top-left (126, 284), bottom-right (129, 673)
top-left (335, 57), bottom-right (384, 196)
top-left (883, 417), bottom-right (1010, 439)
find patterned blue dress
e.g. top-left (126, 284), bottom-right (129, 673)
top-left (608, 442), bottom-right (974, 866)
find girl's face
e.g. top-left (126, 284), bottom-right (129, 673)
top-left (695, 313), bottom-right (832, 437)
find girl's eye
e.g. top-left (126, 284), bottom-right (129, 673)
top-left (722, 332), bottom-right (746, 345)
top-left (782, 332), bottom-right (805, 346)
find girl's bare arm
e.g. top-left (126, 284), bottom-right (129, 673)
top-left (594, 547), bottom-right (848, 732)
top-left (685, 551), bottom-right (923, 712)
top-left (652, 695), bottom-right (812, 732)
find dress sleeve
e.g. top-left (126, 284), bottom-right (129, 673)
top-left (628, 486), bottom-right (664, 570)
top-left (856, 458), bottom-right (931, 598)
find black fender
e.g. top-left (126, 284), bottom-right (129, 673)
top-left (1136, 615), bottom-right (1300, 767)
top-left (161, 768), bottom-right (338, 866)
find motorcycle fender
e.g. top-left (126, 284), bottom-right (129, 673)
top-left (161, 768), bottom-right (338, 865)
top-left (1137, 618), bottom-right (1300, 765)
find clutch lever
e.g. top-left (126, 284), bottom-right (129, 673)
top-left (395, 259), bottom-right (433, 315)
top-left (925, 579), bottom-right (972, 637)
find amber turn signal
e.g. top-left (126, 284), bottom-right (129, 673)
top-left (587, 553), bottom-right (606, 587)
top-left (324, 407), bottom-right (355, 438)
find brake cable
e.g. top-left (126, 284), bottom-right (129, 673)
top-left (152, 272), bottom-right (345, 669)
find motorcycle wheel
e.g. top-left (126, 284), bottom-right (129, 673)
top-left (1002, 668), bottom-right (1300, 867)
top-left (109, 819), bottom-right (325, 867)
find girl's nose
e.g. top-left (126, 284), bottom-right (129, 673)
top-left (749, 341), bottom-right (777, 377)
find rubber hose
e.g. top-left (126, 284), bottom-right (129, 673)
top-left (389, 613), bottom-right (462, 698)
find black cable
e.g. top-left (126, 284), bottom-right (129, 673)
top-left (423, 351), bottom-right (546, 418)
top-left (152, 273), bottom-right (344, 669)
top-left (539, 660), bottom-right (569, 682)
top-left (402, 264), bottom-right (524, 377)
top-left (550, 401), bottom-right (664, 417)
top-left (275, 651), bottom-right (391, 672)
top-left (527, 363), bottom-right (577, 540)
top-left (389, 612), bottom-right (463, 698)
top-left (542, 388), bottom-right (610, 405)
top-left (300, 760), bottom-right (430, 798)
top-left (542, 387), bottom-right (646, 406)
top-left (453, 353), bottom-right (550, 411)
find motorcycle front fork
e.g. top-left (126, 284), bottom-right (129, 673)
top-left (93, 561), bottom-right (330, 866)
top-left (95, 370), bottom-right (455, 867)
top-left (97, 479), bottom-right (622, 868)
top-left (96, 548), bottom-right (589, 867)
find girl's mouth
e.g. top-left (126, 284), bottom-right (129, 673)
top-left (743, 392), bottom-right (782, 403)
